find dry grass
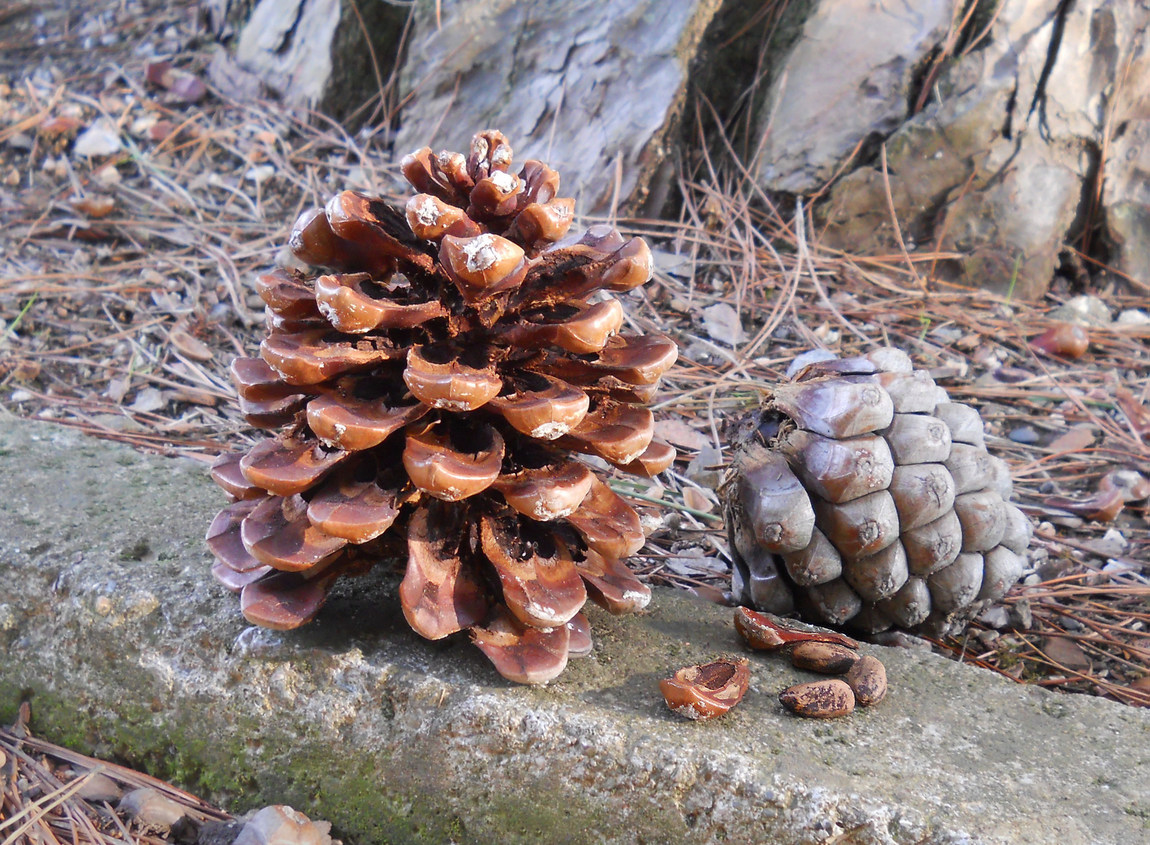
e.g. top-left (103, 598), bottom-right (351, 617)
top-left (0, 704), bottom-right (233, 844)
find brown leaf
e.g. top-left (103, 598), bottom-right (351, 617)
top-left (1046, 425), bottom-right (1096, 454)
top-left (1115, 386), bottom-right (1150, 440)
top-left (169, 328), bottom-right (214, 361)
top-left (1041, 637), bottom-right (1091, 674)
top-left (1029, 322), bottom-right (1088, 358)
top-left (653, 418), bottom-right (710, 451)
top-left (71, 195), bottom-right (115, 218)
top-left (1042, 486), bottom-right (1125, 522)
top-left (682, 486), bottom-right (713, 513)
top-left (145, 60), bottom-right (207, 103)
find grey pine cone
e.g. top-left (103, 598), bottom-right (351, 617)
top-left (723, 348), bottom-right (1032, 637)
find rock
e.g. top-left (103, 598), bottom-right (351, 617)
top-left (755, 0), bottom-right (954, 193)
top-left (1008, 598), bottom-right (1034, 630)
top-left (701, 302), bottom-right (745, 345)
top-left (978, 605), bottom-right (1011, 630)
top-left (75, 771), bottom-right (124, 803)
top-left (395, 0), bottom-right (725, 212)
top-left (1101, 33), bottom-right (1150, 288)
top-left (1047, 294), bottom-right (1113, 327)
top-left (1, 420), bottom-right (1149, 844)
top-left (684, 442), bottom-right (723, 487)
top-left (118, 788), bottom-right (186, 831)
top-left (811, 0), bottom-right (1150, 298)
top-left (209, 0), bottom-right (409, 122)
top-left (1008, 426), bottom-right (1040, 444)
top-left (233, 806), bottom-right (332, 845)
top-left (72, 119), bottom-right (122, 157)
top-left (1115, 308), bottom-right (1150, 327)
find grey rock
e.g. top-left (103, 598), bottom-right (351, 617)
top-left (811, 0), bottom-right (1150, 298)
top-left (977, 605), bottom-right (1011, 630)
top-left (72, 119), bottom-right (122, 157)
top-left (1116, 308), bottom-right (1150, 326)
top-left (214, 0), bottom-right (408, 122)
top-left (1, 419), bottom-right (1148, 844)
top-left (119, 788), bottom-right (187, 830)
top-left (395, 0), bottom-right (724, 213)
top-left (756, 0), bottom-right (954, 194)
top-left (1047, 294), bottom-right (1113, 327)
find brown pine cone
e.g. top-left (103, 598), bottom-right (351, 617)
top-left (723, 348), bottom-right (1032, 637)
top-left (207, 130), bottom-right (676, 684)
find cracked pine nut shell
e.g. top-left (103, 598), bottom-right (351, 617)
top-left (660, 657), bottom-right (750, 721)
top-left (779, 678), bottom-right (855, 719)
top-left (845, 655), bottom-right (888, 706)
top-left (723, 347), bottom-right (1032, 638)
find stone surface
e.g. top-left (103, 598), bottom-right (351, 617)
top-left (206, 0), bottom-right (408, 122)
top-left (1101, 16), bottom-right (1150, 288)
top-left (2, 418), bottom-right (1149, 844)
top-left (800, 0), bottom-right (1150, 298)
top-left (394, 0), bottom-right (724, 213)
top-left (754, 0), bottom-right (954, 194)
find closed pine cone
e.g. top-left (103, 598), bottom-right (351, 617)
top-left (207, 130), bottom-right (676, 684)
top-left (723, 348), bottom-right (1031, 636)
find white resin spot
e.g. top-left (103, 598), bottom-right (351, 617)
top-left (430, 398), bottom-right (473, 412)
top-left (528, 421), bottom-right (569, 440)
top-left (492, 143), bottom-right (512, 166)
top-left (489, 170), bottom-right (515, 193)
top-left (316, 299), bottom-right (338, 324)
top-left (532, 500), bottom-right (577, 521)
top-left (462, 234), bottom-right (499, 273)
top-left (416, 197), bottom-right (441, 226)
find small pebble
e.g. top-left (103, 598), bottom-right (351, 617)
top-left (72, 119), bottom-right (122, 157)
top-left (1008, 426), bottom-right (1040, 444)
top-left (1116, 308), bottom-right (1149, 326)
top-left (119, 788), bottom-right (186, 830)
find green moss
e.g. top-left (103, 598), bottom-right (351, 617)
top-left (118, 538), bottom-right (151, 561)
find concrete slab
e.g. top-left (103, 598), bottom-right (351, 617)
top-left (1, 419), bottom-right (1147, 844)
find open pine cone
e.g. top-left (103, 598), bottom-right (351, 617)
top-left (206, 130), bottom-right (677, 684)
top-left (723, 348), bottom-right (1032, 637)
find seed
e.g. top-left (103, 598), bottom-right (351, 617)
top-left (791, 641), bottom-right (860, 674)
top-left (845, 655), bottom-right (888, 706)
top-left (778, 679), bottom-right (855, 718)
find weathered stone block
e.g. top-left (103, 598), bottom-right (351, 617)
top-left (754, 0), bottom-right (954, 194)
top-left (767, 0), bottom-right (1150, 298)
top-left (2, 420), bottom-right (1149, 843)
top-left (206, 0), bottom-right (408, 122)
